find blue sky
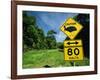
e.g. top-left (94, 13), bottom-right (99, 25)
top-left (26, 11), bottom-right (78, 42)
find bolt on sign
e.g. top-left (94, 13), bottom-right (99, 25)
top-left (60, 18), bottom-right (83, 39)
top-left (64, 40), bottom-right (84, 60)
top-left (60, 18), bottom-right (84, 61)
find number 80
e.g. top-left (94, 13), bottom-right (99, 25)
top-left (67, 48), bottom-right (79, 56)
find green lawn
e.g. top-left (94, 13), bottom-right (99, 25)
top-left (23, 49), bottom-right (89, 68)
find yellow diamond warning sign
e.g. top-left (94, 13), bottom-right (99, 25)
top-left (64, 40), bottom-right (84, 60)
top-left (60, 18), bottom-right (83, 39)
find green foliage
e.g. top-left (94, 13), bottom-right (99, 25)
top-left (57, 42), bottom-right (64, 49)
top-left (46, 30), bottom-right (57, 49)
top-left (23, 12), bottom-right (57, 51)
top-left (23, 11), bottom-right (46, 51)
top-left (47, 30), bottom-right (57, 36)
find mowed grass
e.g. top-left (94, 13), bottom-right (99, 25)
top-left (23, 49), bottom-right (89, 68)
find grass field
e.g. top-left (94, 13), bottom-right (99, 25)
top-left (23, 49), bottom-right (89, 68)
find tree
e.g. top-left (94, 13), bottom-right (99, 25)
top-left (46, 30), bottom-right (57, 49)
top-left (23, 11), bottom-right (58, 51)
top-left (73, 14), bottom-right (90, 58)
top-left (23, 11), bottom-right (46, 50)
top-left (23, 11), bottom-right (36, 48)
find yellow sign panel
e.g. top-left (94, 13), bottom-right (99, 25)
top-left (64, 40), bottom-right (84, 60)
top-left (60, 18), bottom-right (83, 39)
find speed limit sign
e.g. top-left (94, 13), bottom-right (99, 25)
top-left (60, 18), bottom-right (84, 61)
top-left (64, 40), bottom-right (84, 60)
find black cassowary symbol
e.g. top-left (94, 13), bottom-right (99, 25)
top-left (64, 26), bottom-right (77, 32)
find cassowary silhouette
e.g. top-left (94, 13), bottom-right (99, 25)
top-left (64, 26), bottom-right (77, 32)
